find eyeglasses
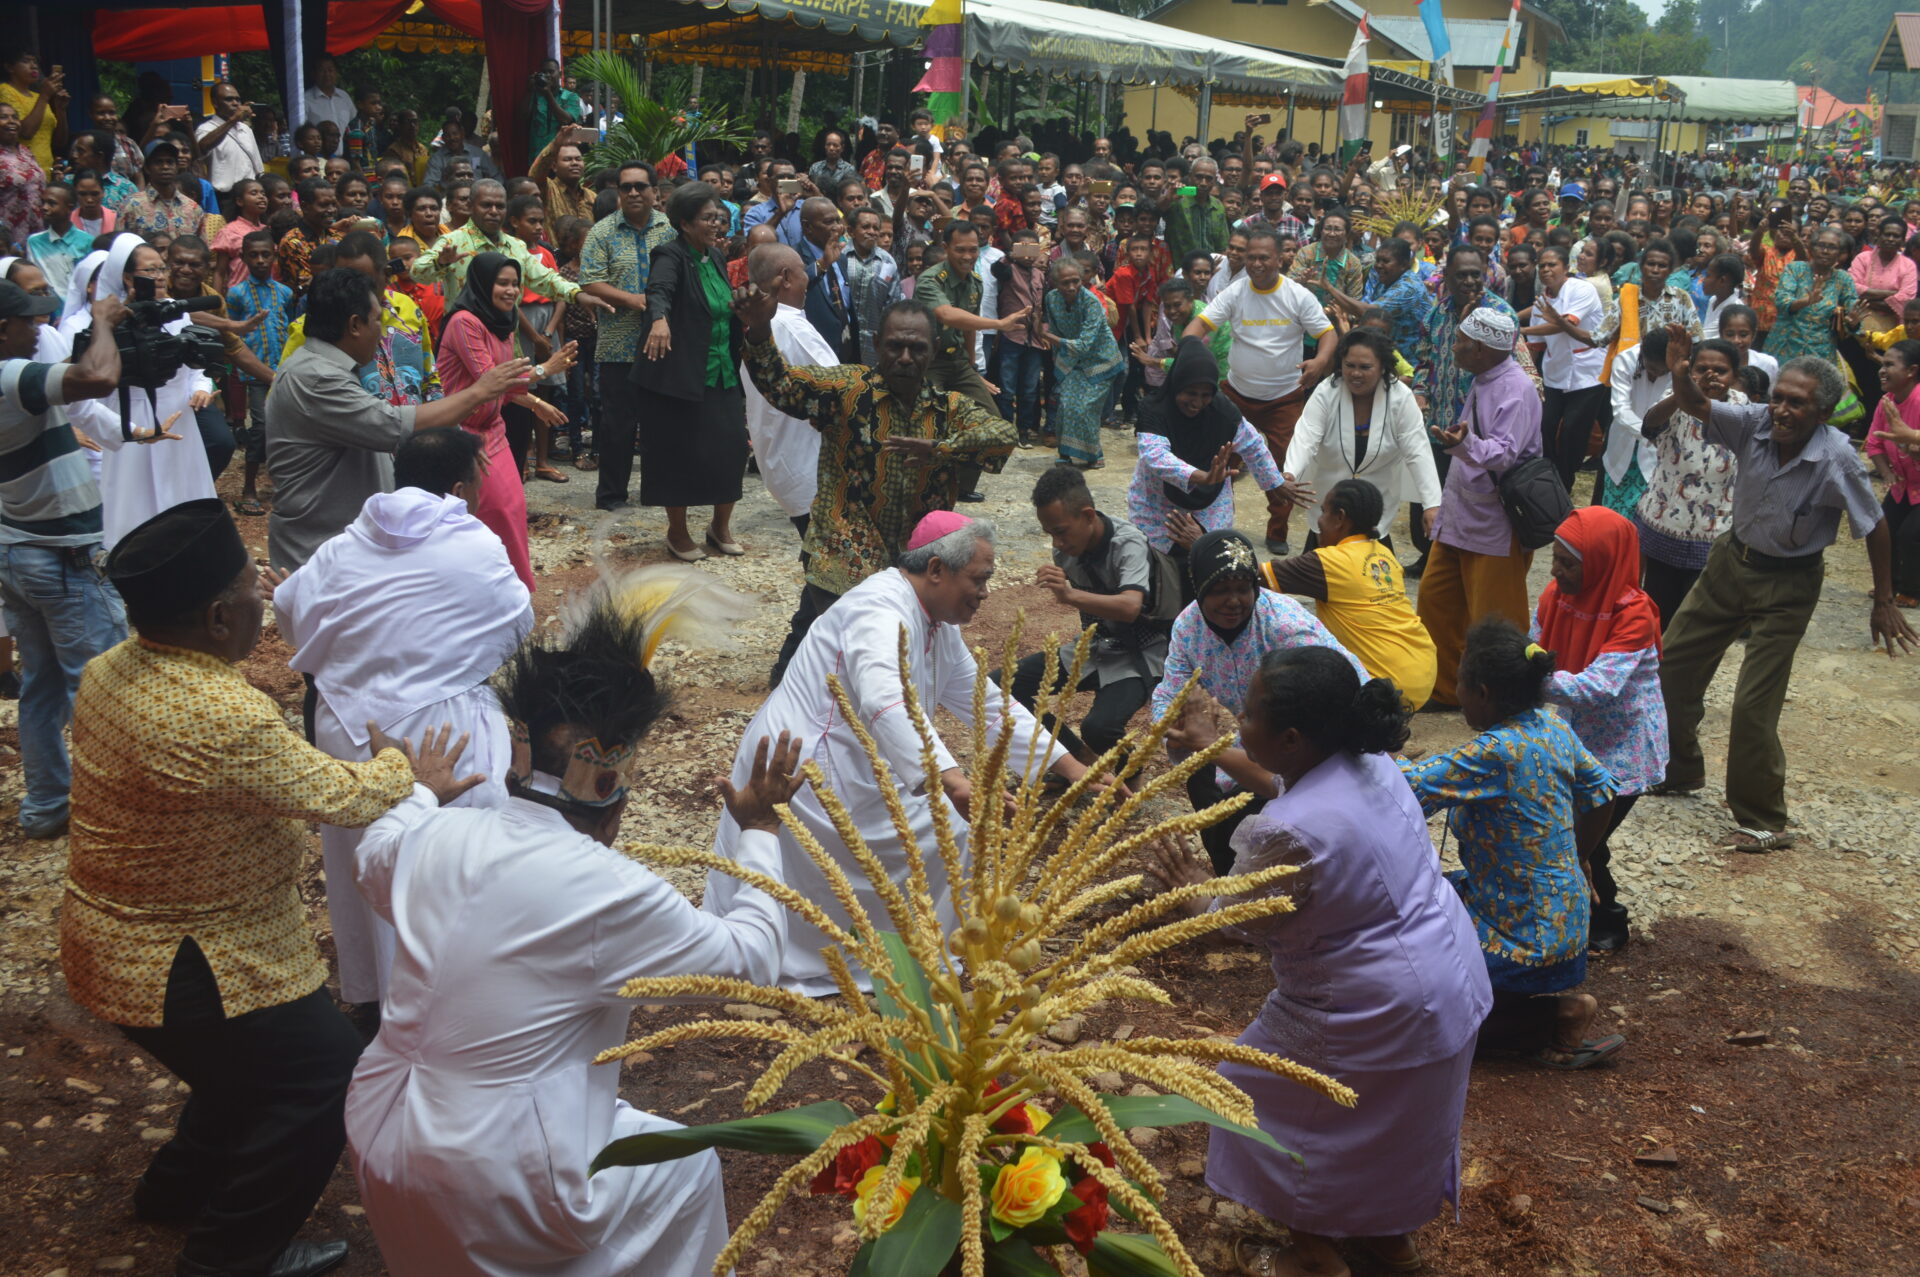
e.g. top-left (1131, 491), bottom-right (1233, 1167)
top-left (131, 266), bottom-right (170, 280)
top-left (695, 212), bottom-right (729, 226)
top-left (619, 181), bottom-right (651, 193)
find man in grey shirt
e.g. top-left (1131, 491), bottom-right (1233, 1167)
top-left (1654, 327), bottom-right (1916, 849)
top-left (265, 268), bottom-right (533, 569)
top-left (1010, 464), bottom-right (1167, 768)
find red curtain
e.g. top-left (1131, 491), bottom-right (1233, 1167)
top-left (95, 0), bottom-right (485, 62)
top-left (479, 0), bottom-right (551, 179)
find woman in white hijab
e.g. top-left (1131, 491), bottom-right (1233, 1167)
top-left (64, 234), bottom-right (216, 548)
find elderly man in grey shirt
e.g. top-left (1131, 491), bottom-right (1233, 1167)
top-left (1653, 326), bottom-right (1917, 850)
top-left (265, 268), bottom-right (534, 570)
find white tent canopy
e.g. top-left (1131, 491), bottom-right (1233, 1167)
top-left (1549, 72), bottom-right (1798, 124)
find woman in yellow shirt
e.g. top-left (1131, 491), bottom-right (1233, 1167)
top-left (0, 52), bottom-right (65, 177)
top-left (1260, 477), bottom-right (1437, 710)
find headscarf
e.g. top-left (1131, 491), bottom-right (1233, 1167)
top-left (1188, 529), bottom-right (1262, 641)
top-left (60, 250), bottom-right (108, 325)
top-left (1534, 506), bottom-right (1662, 675)
top-left (1135, 336), bottom-right (1241, 511)
top-left (445, 250), bottom-right (519, 340)
top-left (94, 234), bottom-right (147, 306)
top-left (0, 257), bottom-right (16, 280)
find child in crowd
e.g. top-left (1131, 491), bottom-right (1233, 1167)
top-left (1868, 339), bottom-right (1920, 608)
top-left (224, 229), bottom-right (294, 517)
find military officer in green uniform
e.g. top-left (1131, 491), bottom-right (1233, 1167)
top-left (914, 219), bottom-right (1027, 501)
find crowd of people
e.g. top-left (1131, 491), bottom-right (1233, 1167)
top-left (2, 44), bottom-right (1919, 1277)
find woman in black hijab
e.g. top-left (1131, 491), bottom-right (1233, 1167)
top-left (1128, 336), bottom-right (1290, 561)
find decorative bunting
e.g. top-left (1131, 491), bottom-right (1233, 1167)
top-left (1468, 0), bottom-right (1521, 174)
top-left (916, 0), bottom-right (966, 125)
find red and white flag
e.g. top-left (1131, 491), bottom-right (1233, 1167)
top-left (1339, 15), bottom-right (1371, 150)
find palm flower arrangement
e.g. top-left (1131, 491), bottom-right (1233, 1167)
top-left (567, 50), bottom-right (749, 170)
top-left (592, 622), bottom-right (1357, 1275)
top-left (1356, 185), bottom-right (1447, 242)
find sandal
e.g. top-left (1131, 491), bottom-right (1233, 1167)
top-left (1723, 827), bottom-right (1795, 853)
top-left (1232, 1238), bottom-right (1287, 1277)
top-left (573, 454), bottom-right (600, 472)
top-left (1536, 1033), bottom-right (1626, 1070)
top-left (533, 466), bottom-right (570, 484)
top-left (1648, 776), bottom-right (1705, 797)
top-left (1358, 1237), bottom-right (1422, 1272)
top-left (704, 530), bottom-right (746, 557)
top-left (232, 496), bottom-right (268, 517)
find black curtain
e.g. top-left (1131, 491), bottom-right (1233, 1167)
top-left (261, 0), bottom-right (330, 119)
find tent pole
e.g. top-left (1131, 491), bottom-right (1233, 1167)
top-left (1099, 79), bottom-right (1109, 134)
top-left (1151, 84), bottom-right (1159, 132)
top-left (285, 0), bottom-right (306, 128)
top-left (1197, 83), bottom-right (1211, 145)
top-left (1286, 91), bottom-right (1295, 144)
top-left (853, 54), bottom-right (866, 120)
top-left (959, 22), bottom-right (974, 135)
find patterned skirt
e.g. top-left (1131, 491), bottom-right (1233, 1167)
top-left (1596, 457), bottom-right (1647, 519)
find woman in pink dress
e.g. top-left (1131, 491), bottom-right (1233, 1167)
top-left (436, 251), bottom-right (575, 592)
top-left (211, 177), bottom-right (269, 289)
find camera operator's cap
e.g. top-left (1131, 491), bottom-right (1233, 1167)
top-left (1559, 181), bottom-right (1587, 202)
top-left (107, 498), bottom-right (249, 626)
top-left (1259, 172), bottom-right (1288, 190)
top-left (0, 281), bottom-right (61, 319)
top-left (142, 137), bottom-right (186, 160)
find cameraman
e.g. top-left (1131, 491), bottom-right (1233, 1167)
top-left (0, 280), bottom-right (133, 839)
top-left (66, 236), bottom-right (219, 548)
top-left (521, 59), bottom-right (585, 161)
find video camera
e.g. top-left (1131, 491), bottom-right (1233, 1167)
top-left (74, 291), bottom-right (228, 442)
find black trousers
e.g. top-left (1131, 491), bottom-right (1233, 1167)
top-left (1186, 766), bottom-right (1269, 876)
top-left (118, 939), bottom-right (363, 1274)
top-left (1540, 384), bottom-right (1610, 492)
top-left (195, 403), bottom-right (236, 481)
top-left (770, 582), bottom-right (840, 689)
top-left (1887, 495), bottom-right (1920, 598)
top-left (1478, 989), bottom-right (1564, 1054)
top-left (1008, 652), bottom-right (1153, 762)
top-left (595, 361), bottom-right (640, 508)
top-left (502, 399), bottom-right (536, 478)
top-left (1640, 555), bottom-right (1702, 632)
top-left (1588, 794), bottom-right (1637, 946)
top-left (1409, 439), bottom-right (1452, 561)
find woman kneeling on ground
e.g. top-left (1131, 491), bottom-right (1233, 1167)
top-left (1401, 617), bottom-right (1626, 1069)
top-left (1147, 646), bottom-right (1492, 1277)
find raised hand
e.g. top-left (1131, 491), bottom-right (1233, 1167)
top-left (721, 731), bottom-right (806, 833)
top-left (731, 281), bottom-right (778, 332)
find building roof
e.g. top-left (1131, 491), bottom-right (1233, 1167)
top-left (1799, 85), bottom-right (1866, 129)
top-left (1548, 71), bottom-right (1799, 123)
top-left (1143, 0), bottom-right (1563, 58)
top-left (1872, 13), bottom-right (1920, 73)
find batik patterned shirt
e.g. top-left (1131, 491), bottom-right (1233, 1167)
top-left (577, 209), bottom-right (673, 363)
top-left (742, 339), bottom-right (1017, 596)
top-left (116, 188), bottom-right (206, 242)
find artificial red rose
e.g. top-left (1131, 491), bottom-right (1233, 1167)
top-left (1062, 1174), bottom-right (1110, 1254)
top-left (809, 1135), bottom-right (887, 1198)
top-left (1085, 1141), bottom-right (1116, 1168)
top-left (982, 1078), bottom-right (1036, 1135)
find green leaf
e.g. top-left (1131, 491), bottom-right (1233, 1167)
top-left (985, 1237), bottom-right (1059, 1276)
top-left (1046, 1095), bottom-right (1298, 1163)
top-left (590, 1100), bottom-right (857, 1173)
top-left (868, 931), bottom-right (951, 1091)
top-left (1087, 1232), bottom-right (1186, 1277)
top-left (567, 50), bottom-right (749, 169)
top-left (865, 1182), bottom-right (962, 1276)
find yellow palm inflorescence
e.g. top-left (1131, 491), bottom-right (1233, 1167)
top-left (596, 617), bottom-right (1359, 1276)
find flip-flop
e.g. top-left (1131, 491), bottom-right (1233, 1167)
top-left (1231, 1238), bottom-right (1287, 1277)
top-left (232, 497), bottom-right (268, 516)
top-left (1723, 827), bottom-right (1795, 853)
top-left (1536, 1033), bottom-right (1626, 1070)
top-left (533, 466), bottom-right (570, 484)
top-left (573, 455), bottom-right (599, 471)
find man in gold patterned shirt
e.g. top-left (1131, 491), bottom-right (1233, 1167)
top-left (63, 499), bottom-right (480, 1277)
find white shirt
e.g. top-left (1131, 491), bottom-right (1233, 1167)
top-left (275, 488), bottom-right (534, 1004)
top-left (742, 304), bottom-right (832, 518)
top-left (1539, 276), bottom-right (1607, 390)
top-left (1199, 273), bottom-right (1333, 401)
top-left (302, 85), bottom-right (355, 131)
top-left (1701, 289), bottom-right (1742, 339)
top-left (975, 244), bottom-right (1004, 372)
top-left (1605, 345), bottom-right (1670, 485)
top-left (704, 568), bottom-right (1064, 995)
top-left (1284, 377), bottom-right (1443, 537)
top-left (347, 791), bottom-right (783, 1277)
top-left (1745, 348), bottom-right (1779, 387)
top-left (194, 115), bottom-right (264, 192)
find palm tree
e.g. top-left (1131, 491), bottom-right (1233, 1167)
top-left (569, 51), bottom-right (750, 168)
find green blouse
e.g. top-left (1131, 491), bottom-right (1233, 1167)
top-left (695, 254), bottom-right (739, 390)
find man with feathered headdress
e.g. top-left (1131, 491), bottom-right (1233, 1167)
top-left (705, 511), bottom-right (1091, 996)
top-left (343, 575), bottom-right (803, 1277)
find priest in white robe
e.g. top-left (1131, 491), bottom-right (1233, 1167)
top-left (705, 513), bottom-right (1088, 995)
top-left (272, 426), bottom-right (534, 1009)
top-left (345, 584), bottom-right (801, 1277)
top-left (64, 235), bottom-right (216, 548)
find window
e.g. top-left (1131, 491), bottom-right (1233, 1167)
top-left (1575, 128), bottom-right (1589, 147)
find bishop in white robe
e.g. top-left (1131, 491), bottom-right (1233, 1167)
top-left (274, 464), bottom-right (533, 1005)
top-left (705, 516), bottom-right (1086, 995)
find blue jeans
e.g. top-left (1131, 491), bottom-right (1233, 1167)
top-left (996, 341), bottom-right (1048, 436)
top-left (0, 541), bottom-right (128, 830)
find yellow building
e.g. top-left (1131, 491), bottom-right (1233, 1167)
top-left (1123, 0), bottom-right (1563, 157)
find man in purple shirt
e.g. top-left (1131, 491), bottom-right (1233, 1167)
top-left (1417, 307), bottom-right (1543, 705)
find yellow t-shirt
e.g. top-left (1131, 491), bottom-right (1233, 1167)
top-left (1870, 323), bottom-right (1909, 352)
top-left (1308, 534), bottom-right (1437, 710)
top-left (0, 82), bottom-right (56, 176)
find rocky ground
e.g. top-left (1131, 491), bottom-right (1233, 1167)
top-left (2, 427), bottom-right (1917, 1276)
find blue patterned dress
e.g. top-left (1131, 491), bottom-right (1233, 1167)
top-left (1043, 285), bottom-right (1124, 465)
top-left (1400, 708), bottom-right (1616, 993)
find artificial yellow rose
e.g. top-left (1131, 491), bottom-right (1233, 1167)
top-left (990, 1146), bottom-right (1068, 1228)
top-left (851, 1165), bottom-right (919, 1233)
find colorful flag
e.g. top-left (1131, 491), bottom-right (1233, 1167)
top-left (1467, 0), bottom-right (1521, 174)
top-left (1416, 0), bottom-right (1452, 86)
top-left (916, 0), bottom-right (966, 126)
top-left (1339, 14), bottom-right (1370, 161)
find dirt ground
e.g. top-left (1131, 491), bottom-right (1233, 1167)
top-left (3, 430), bottom-right (1917, 1277)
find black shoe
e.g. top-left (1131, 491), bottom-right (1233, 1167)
top-left (1588, 929), bottom-right (1629, 953)
top-left (959, 490), bottom-right (986, 503)
top-left (0, 669), bottom-right (18, 699)
top-left (134, 1174), bottom-right (206, 1225)
top-left (1264, 538), bottom-right (1291, 557)
top-left (21, 810), bottom-right (69, 840)
top-left (178, 1240), bottom-right (350, 1277)
top-left (595, 498), bottom-right (629, 512)
top-left (1403, 555), bottom-right (1429, 580)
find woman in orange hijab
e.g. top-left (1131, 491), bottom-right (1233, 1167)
top-left (1531, 506), bottom-right (1668, 952)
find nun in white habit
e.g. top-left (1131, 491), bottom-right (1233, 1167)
top-left (704, 513), bottom-right (1086, 995)
top-left (63, 234), bottom-right (215, 547)
top-left (273, 426), bottom-right (534, 1007)
top-left (345, 577), bottom-right (795, 1277)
